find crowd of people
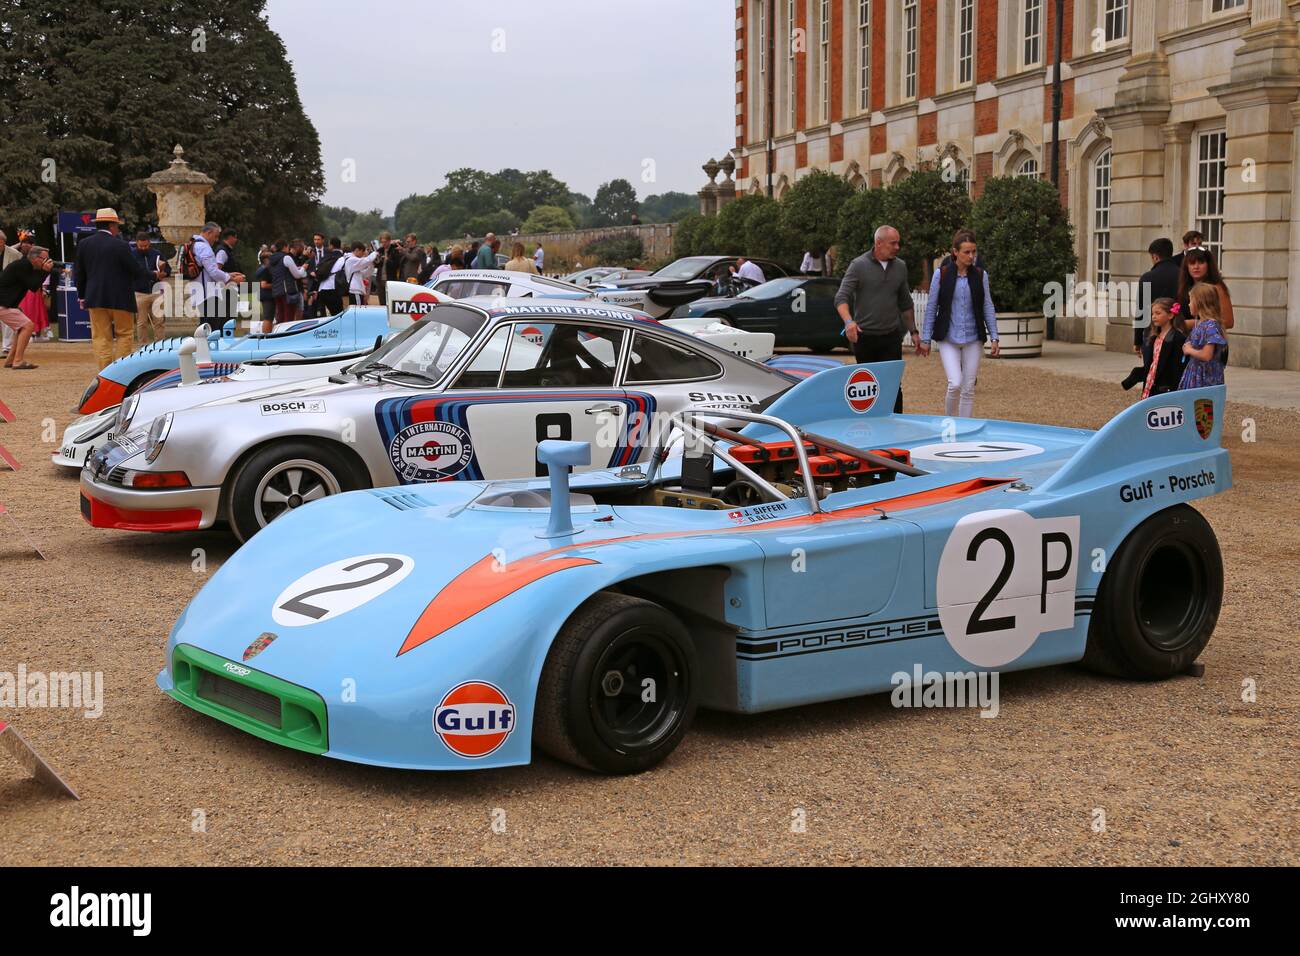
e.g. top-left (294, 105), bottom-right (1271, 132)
top-left (1, 202), bottom-right (1230, 414)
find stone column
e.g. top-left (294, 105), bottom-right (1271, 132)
top-left (1161, 122), bottom-right (1194, 240)
top-left (1288, 101), bottom-right (1300, 370)
top-left (698, 158), bottom-right (720, 216)
top-left (1097, 50), bottom-right (1171, 353)
top-left (145, 145), bottom-right (215, 325)
top-left (1208, 12), bottom-right (1300, 369)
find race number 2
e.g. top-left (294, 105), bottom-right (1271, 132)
top-left (272, 554), bottom-right (415, 627)
top-left (937, 510), bottom-right (1080, 667)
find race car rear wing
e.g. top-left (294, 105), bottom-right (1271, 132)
top-left (1037, 385), bottom-right (1228, 495)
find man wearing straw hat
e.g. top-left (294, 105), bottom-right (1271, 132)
top-left (74, 208), bottom-right (148, 371)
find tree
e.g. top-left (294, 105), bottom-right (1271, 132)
top-left (0, 0), bottom-right (323, 249)
top-left (712, 194), bottom-right (772, 255)
top-left (580, 233), bottom-right (643, 265)
top-left (778, 169), bottom-right (854, 257)
top-left (639, 191), bottom-right (698, 224)
top-left (568, 193), bottom-right (594, 229)
top-left (393, 167), bottom-right (576, 239)
top-left (342, 210), bottom-right (388, 246)
top-left (521, 204), bottom-right (575, 233)
top-left (835, 187), bottom-right (888, 270)
top-left (972, 176), bottom-right (1077, 313)
top-left (672, 214), bottom-right (707, 258)
top-left (463, 209), bottom-right (519, 238)
top-left (744, 201), bottom-right (801, 267)
top-left (591, 179), bottom-right (640, 227)
top-left (880, 169), bottom-right (972, 288)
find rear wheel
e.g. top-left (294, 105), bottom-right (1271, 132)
top-left (1081, 505), bottom-right (1222, 679)
top-left (535, 592), bottom-right (697, 774)
top-left (225, 441), bottom-right (367, 543)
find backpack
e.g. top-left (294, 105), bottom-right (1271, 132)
top-left (179, 240), bottom-right (202, 281)
top-left (313, 249), bottom-right (342, 284)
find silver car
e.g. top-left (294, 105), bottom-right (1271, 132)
top-left (80, 298), bottom-right (804, 541)
top-left (429, 269), bottom-right (708, 319)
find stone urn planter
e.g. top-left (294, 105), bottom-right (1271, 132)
top-left (986, 311), bottom-right (1045, 358)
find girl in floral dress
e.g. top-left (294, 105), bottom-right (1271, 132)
top-left (1179, 283), bottom-right (1227, 390)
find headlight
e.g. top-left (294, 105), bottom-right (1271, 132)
top-left (114, 396), bottom-right (140, 433)
top-left (145, 413), bottom-right (173, 463)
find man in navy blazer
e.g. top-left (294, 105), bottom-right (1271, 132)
top-left (75, 207), bottom-right (148, 371)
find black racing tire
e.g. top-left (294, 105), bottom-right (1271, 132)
top-left (1081, 505), bottom-right (1223, 680)
top-left (534, 592), bottom-right (698, 774)
top-left (225, 440), bottom-right (368, 543)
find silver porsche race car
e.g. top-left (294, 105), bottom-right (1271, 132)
top-left (80, 297), bottom-right (820, 542)
top-left (56, 285), bottom-right (775, 473)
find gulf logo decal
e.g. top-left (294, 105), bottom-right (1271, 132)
top-left (520, 325), bottom-right (544, 345)
top-left (434, 681), bottom-right (515, 757)
top-left (845, 368), bottom-right (880, 414)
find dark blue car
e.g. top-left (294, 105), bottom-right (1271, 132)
top-left (682, 277), bottom-right (846, 353)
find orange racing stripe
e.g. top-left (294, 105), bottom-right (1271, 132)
top-left (397, 477), bottom-right (1014, 655)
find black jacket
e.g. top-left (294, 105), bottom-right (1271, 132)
top-left (1135, 257), bottom-right (1181, 347)
top-left (0, 258), bottom-right (48, 309)
top-left (1138, 327), bottom-right (1187, 396)
top-left (75, 229), bottom-right (148, 312)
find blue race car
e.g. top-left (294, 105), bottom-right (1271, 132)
top-left (158, 362), bottom-right (1229, 774)
top-left (76, 306), bottom-right (396, 414)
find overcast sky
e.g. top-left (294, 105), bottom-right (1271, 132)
top-left (265, 0), bottom-right (735, 215)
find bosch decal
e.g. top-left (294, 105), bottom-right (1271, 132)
top-left (260, 399), bottom-right (326, 415)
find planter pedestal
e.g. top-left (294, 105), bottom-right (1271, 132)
top-left (986, 312), bottom-right (1045, 358)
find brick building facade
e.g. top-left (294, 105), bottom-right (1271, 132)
top-left (731, 0), bottom-right (1300, 369)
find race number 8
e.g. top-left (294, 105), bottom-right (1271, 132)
top-left (938, 510), bottom-right (1080, 668)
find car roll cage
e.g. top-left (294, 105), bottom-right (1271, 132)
top-left (639, 408), bottom-right (931, 514)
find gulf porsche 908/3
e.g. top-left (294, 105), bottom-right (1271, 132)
top-left (75, 303), bottom-right (411, 415)
top-left (79, 298), bottom-right (816, 541)
top-left (156, 361), bottom-right (1229, 774)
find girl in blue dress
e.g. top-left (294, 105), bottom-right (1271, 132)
top-left (1179, 283), bottom-right (1227, 390)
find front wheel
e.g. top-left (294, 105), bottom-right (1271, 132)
top-left (225, 441), bottom-right (367, 543)
top-left (1081, 505), bottom-right (1223, 679)
top-left (535, 592), bottom-right (698, 774)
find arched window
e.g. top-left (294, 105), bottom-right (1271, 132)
top-left (1016, 157), bottom-right (1039, 179)
top-left (1090, 149), bottom-right (1112, 288)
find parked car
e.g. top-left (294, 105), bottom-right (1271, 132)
top-left (79, 297), bottom-right (810, 541)
top-left (427, 269), bottom-right (709, 320)
top-left (154, 363), bottom-right (1229, 773)
top-left (74, 306), bottom-right (401, 415)
top-left (596, 256), bottom-right (790, 299)
top-left (683, 277), bottom-right (847, 352)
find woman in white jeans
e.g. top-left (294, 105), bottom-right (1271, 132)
top-left (919, 230), bottom-right (1000, 417)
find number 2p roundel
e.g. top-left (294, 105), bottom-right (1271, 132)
top-left (936, 509), bottom-right (1080, 668)
top-left (271, 554), bottom-right (415, 627)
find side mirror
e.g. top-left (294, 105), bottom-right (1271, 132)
top-left (178, 338), bottom-right (200, 386)
top-left (193, 323), bottom-right (213, 363)
top-left (222, 319), bottom-right (235, 338)
top-left (537, 440), bottom-right (591, 538)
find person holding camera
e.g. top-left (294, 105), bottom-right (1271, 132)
top-left (1, 245), bottom-right (55, 369)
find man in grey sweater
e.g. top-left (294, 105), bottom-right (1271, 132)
top-left (834, 225), bottom-right (926, 413)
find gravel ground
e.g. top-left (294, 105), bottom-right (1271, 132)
top-left (1, 343), bottom-right (1296, 866)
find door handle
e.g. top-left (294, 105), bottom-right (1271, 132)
top-left (585, 403), bottom-right (623, 416)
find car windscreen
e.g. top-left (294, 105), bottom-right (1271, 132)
top-left (653, 257), bottom-right (716, 280)
top-left (350, 305), bottom-right (485, 380)
top-left (738, 277), bottom-right (802, 300)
